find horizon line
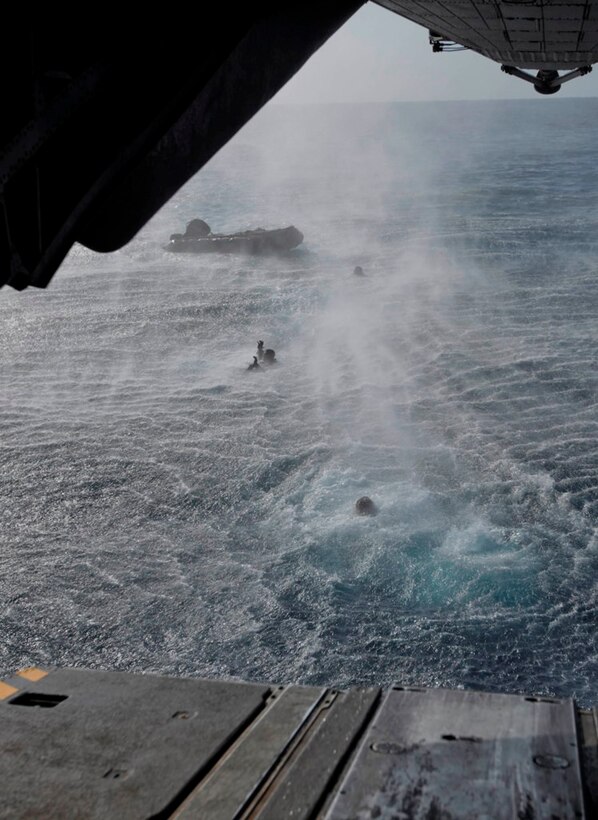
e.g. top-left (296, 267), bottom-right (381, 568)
top-left (271, 95), bottom-right (598, 106)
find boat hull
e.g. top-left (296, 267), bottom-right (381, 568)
top-left (166, 225), bottom-right (303, 254)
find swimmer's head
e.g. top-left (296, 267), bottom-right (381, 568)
top-left (355, 496), bottom-right (377, 516)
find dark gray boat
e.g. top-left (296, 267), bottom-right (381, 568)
top-left (167, 219), bottom-right (303, 254)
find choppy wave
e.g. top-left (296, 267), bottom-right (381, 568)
top-left (1, 99), bottom-right (597, 704)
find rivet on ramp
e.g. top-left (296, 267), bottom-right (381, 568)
top-left (103, 769), bottom-right (129, 780)
top-left (172, 710), bottom-right (195, 720)
top-left (370, 742), bottom-right (405, 755)
top-left (533, 754), bottom-right (570, 769)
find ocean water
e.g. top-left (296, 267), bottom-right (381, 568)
top-left (1, 99), bottom-right (597, 705)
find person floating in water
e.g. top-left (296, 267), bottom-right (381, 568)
top-left (263, 348), bottom-right (277, 364)
top-left (247, 356), bottom-right (261, 370)
top-left (257, 340), bottom-right (264, 361)
top-left (353, 265), bottom-right (365, 277)
top-left (355, 496), bottom-right (377, 516)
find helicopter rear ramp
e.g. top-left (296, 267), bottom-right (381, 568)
top-left (0, 666), bottom-right (596, 818)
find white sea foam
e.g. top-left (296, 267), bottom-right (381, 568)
top-left (1, 100), bottom-right (597, 703)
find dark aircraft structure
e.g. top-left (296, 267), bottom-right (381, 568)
top-left (0, 5), bottom-right (363, 293)
top-left (1, 3), bottom-right (597, 817)
top-left (382, 0), bottom-right (597, 93)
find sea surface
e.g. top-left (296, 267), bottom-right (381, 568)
top-left (1, 99), bottom-right (597, 705)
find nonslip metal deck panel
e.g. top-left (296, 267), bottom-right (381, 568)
top-left (325, 686), bottom-right (585, 819)
top-left (378, 1), bottom-right (598, 69)
top-left (0, 667), bottom-right (595, 818)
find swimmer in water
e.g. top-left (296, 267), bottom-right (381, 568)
top-left (353, 265), bottom-right (365, 277)
top-left (247, 356), bottom-right (261, 370)
top-left (263, 348), bottom-right (277, 364)
top-left (355, 496), bottom-right (377, 516)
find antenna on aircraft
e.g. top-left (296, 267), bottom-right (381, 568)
top-left (501, 64), bottom-right (593, 95)
top-left (428, 30), bottom-right (468, 53)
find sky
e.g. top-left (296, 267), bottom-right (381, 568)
top-left (275, 1), bottom-right (598, 103)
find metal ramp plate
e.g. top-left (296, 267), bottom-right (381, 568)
top-left (325, 686), bottom-right (586, 819)
top-left (0, 667), bottom-right (271, 819)
top-left (175, 687), bottom-right (380, 819)
top-left (0, 668), bottom-right (595, 818)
